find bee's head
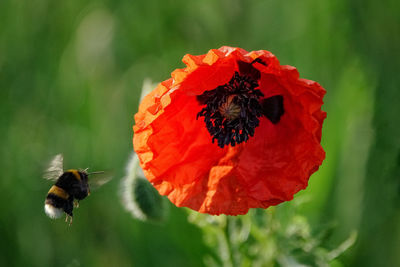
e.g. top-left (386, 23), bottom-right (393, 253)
top-left (78, 170), bottom-right (89, 184)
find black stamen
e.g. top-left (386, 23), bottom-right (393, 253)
top-left (196, 71), bottom-right (264, 148)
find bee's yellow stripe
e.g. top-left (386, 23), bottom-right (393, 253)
top-left (48, 185), bottom-right (69, 200)
top-left (67, 169), bottom-right (81, 181)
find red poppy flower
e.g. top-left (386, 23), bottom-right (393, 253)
top-left (133, 46), bottom-right (326, 215)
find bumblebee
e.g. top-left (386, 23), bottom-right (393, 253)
top-left (43, 154), bottom-right (110, 225)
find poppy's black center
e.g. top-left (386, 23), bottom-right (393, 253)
top-left (196, 71), bottom-right (264, 148)
top-left (196, 60), bottom-right (285, 148)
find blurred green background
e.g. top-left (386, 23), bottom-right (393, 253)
top-left (1, 0), bottom-right (399, 266)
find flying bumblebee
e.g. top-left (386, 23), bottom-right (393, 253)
top-left (43, 154), bottom-right (111, 225)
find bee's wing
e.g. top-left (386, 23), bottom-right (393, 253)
top-left (88, 171), bottom-right (112, 191)
top-left (43, 154), bottom-right (64, 181)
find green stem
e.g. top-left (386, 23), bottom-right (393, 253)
top-left (225, 216), bottom-right (236, 267)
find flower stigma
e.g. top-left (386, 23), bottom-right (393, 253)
top-left (218, 95), bottom-right (241, 120)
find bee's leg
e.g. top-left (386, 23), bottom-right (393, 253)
top-left (74, 200), bottom-right (79, 208)
top-left (65, 214), bottom-right (73, 225)
top-left (64, 197), bottom-right (74, 225)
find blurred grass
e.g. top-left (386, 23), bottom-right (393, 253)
top-left (0, 0), bottom-right (399, 266)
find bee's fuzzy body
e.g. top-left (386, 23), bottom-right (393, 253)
top-left (44, 170), bottom-right (89, 219)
